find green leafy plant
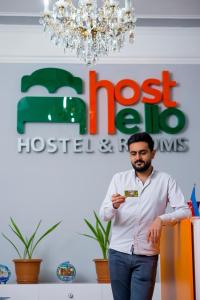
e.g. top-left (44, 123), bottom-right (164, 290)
top-left (81, 211), bottom-right (111, 259)
top-left (2, 218), bottom-right (61, 259)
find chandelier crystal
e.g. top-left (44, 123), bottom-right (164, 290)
top-left (40, 0), bottom-right (136, 65)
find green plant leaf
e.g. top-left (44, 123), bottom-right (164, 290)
top-left (85, 217), bottom-right (106, 258)
top-left (2, 233), bottom-right (21, 258)
top-left (9, 218), bottom-right (30, 257)
top-left (10, 218), bottom-right (27, 244)
top-left (27, 220), bottom-right (42, 258)
top-left (84, 219), bottom-right (98, 239)
top-left (23, 237), bottom-right (29, 259)
top-left (30, 221), bottom-right (61, 257)
top-left (2, 218), bottom-right (61, 259)
top-left (105, 220), bottom-right (111, 246)
top-left (81, 212), bottom-right (111, 259)
top-left (80, 234), bottom-right (97, 241)
top-left (96, 221), bottom-right (105, 247)
top-left (94, 211), bottom-right (106, 235)
top-left (96, 222), bottom-right (106, 258)
top-left (8, 223), bottom-right (30, 258)
top-left (9, 225), bottom-right (27, 247)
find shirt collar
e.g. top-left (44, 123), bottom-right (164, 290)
top-left (132, 167), bottom-right (156, 180)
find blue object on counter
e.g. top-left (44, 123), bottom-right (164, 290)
top-left (0, 264), bottom-right (11, 284)
top-left (56, 261), bottom-right (76, 282)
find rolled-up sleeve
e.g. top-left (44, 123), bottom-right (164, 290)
top-left (99, 175), bottom-right (118, 221)
top-left (159, 176), bottom-right (191, 225)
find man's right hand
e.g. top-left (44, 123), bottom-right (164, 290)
top-left (112, 193), bottom-right (126, 209)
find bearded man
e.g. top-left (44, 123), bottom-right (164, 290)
top-left (100, 132), bottom-right (191, 300)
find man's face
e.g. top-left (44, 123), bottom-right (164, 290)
top-left (129, 141), bottom-right (156, 173)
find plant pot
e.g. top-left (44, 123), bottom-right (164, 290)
top-left (13, 259), bottom-right (42, 284)
top-left (93, 259), bottom-right (110, 283)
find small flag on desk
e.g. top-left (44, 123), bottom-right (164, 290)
top-left (188, 185), bottom-right (200, 217)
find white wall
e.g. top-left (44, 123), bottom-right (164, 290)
top-left (0, 25), bottom-right (200, 283)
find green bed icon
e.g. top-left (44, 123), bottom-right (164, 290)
top-left (17, 68), bottom-right (87, 134)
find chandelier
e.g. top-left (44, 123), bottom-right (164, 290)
top-left (40, 0), bottom-right (136, 65)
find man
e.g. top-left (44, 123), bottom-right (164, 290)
top-left (99, 132), bottom-right (191, 300)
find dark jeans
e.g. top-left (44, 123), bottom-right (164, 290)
top-left (108, 248), bottom-right (158, 300)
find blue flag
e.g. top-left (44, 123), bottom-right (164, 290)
top-left (191, 186), bottom-right (200, 216)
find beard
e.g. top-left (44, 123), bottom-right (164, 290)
top-left (131, 159), bottom-right (152, 173)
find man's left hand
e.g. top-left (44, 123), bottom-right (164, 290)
top-left (147, 217), bottom-right (163, 244)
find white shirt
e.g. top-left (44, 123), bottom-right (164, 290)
top-left (99, 169), bottom-right (191, 256)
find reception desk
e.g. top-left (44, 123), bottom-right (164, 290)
top-left (160, 218), bottom-right (200, 300)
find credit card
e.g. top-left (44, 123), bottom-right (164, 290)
top-left (124, 190), bottom-right (139, 197)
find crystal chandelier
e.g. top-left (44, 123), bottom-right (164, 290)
top-left (40, 0), bottom-right (136, 65)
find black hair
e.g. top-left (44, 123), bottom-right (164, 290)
top-left (127, 132), bottom-right (154, 151)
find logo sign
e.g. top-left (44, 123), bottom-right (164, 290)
top-left (17, 68), bottom-right (188, 154)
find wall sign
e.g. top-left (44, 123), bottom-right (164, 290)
top-left (17, 68), bottom-right (188, 153)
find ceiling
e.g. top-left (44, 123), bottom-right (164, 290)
top-left (0, 0), bottom-right (200, 63)
top-left (0, 0), bottom-right (200, 18)
top-left (0, 0), bottom-right (200, 28)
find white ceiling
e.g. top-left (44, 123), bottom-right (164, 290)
top-left (0, 0), bottom-right (200, 18)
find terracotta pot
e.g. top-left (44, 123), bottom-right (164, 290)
top-left (93, 259), bottom-right (110, 283)
top-left (13, 259), bottom-right (42, 284)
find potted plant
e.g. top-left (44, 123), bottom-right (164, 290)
top-left (81, 211), bottom-right (111, 283)
top-left (2, 217), bottom-right (61, 284)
